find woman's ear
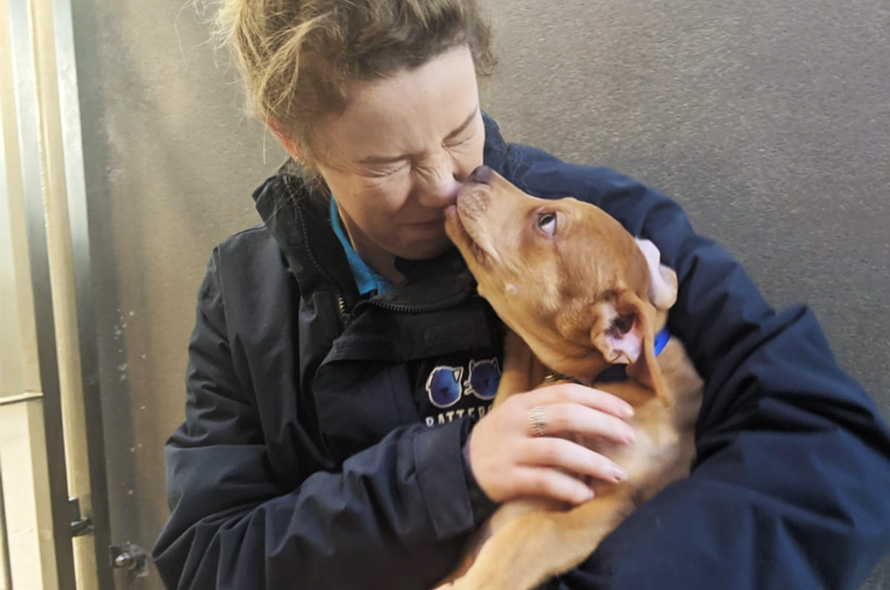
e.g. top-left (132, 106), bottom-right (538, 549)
top-left (267, 118), bottom-right (303, 162)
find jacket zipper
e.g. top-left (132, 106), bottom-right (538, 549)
top-left (350, 289), bottom-right (474, 317)
top-left (294, 195), bottom-right (348, 322)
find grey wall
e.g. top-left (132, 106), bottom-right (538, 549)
top-left (69, 0), bottom-right (888, 587)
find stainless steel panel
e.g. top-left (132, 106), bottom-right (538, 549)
top-left (50, 0), bottom-right (114, 584)
top-left (0, 471), bottom-right (11, 590)
top-left (8, 0), bottom-right (76, 586)
top-left (0, 393), bottom-right (44, 406)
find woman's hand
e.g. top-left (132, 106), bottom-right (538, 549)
top-left (466, 383), bottom-right (636, 505)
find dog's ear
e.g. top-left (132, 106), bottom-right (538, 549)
top-left (635, 239), bottom-right (678, 311)
top-left (590, 289), bottom-right (668, 397)
top-left (589, 295), bottom-right (643, 366)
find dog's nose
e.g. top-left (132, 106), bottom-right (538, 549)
top-left (467, 165), bottom-right (492, 184)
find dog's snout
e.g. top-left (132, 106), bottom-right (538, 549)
top-left (467, 165), bottom-right (492, 184)
top-left (457, 188), bottom-right (489, 218)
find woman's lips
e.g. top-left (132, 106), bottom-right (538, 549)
top-left (406, 219), bottom-right (445, 230)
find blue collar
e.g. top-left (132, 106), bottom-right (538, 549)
top-left (653, 326), bottom-right (670, 356)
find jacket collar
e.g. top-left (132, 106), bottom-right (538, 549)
top-left (252, 113), bottom-right (510, 312)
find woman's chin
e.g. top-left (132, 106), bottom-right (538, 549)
top-left (395, 235), bottom-right (454, 261)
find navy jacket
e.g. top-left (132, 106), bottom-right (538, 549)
top-left (152, 116), bottom-right (890, 589)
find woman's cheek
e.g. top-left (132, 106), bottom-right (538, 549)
top-left (368, 173), bottom-right (413, 208)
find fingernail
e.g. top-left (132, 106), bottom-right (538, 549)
top-left (611, 466), bottom-right (627, 482)
top-left (622, 405), bottom-right (635, 418)
top-left (624, 428), bottom-right (636, 444)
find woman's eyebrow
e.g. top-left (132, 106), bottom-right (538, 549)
top-left (357, 106), bottom-right (479, 165)
top-left (443, 106), bottom-right (479, 141)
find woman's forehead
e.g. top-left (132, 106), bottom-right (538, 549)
top-left (316, 46), bottom-right (480, 161)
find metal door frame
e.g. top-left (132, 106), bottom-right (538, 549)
top-left (1, 0), bottom-right (112, 587)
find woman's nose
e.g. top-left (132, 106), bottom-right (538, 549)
top-left (416, 162), bottom-right (461, 208)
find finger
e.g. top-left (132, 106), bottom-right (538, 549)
top-left (535, 402), bottom-right (636, 444)
top-left (520, 438), bottom-right (627, 484)
top-left (513, 466), bottom-right (597, 505)
top-left (524, 383), bottom-right (634, 419)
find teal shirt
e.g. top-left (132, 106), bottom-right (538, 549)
top-left (330, 197), bottom-right (393, 296)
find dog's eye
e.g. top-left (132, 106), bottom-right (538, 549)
top-left (537, 212), bottom-right (557, 236)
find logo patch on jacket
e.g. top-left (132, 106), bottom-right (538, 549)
top-left (426, 366), bottom-right (465, 408)
top-left (465, 358), bottom-right (500, 400)
top-left (421, 357), bottom-right (501, 427)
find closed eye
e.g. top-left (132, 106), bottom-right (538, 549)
top-left (444, 138), bottom-right (470, 149)
top-left (444, 132), bottom-right (475, 149)
top-left (363, 161), bottom-right (409, 177)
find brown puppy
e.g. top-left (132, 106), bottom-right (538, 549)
top-left (438, 166), bottom-right (703, 590)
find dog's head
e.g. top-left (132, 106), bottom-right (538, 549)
top-left (445, 166), bottom-right (678, 393)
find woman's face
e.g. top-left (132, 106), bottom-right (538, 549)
top-left (308, 45), bottom-right (485, 273)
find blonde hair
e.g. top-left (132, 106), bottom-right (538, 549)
top-left (215, 0), bottom-right (494, 167)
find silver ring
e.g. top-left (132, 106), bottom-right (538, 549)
top-left (528, 405), bottom-right (547, 437)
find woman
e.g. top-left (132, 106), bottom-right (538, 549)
top-left (152, 1), bottom-right (890, 588)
